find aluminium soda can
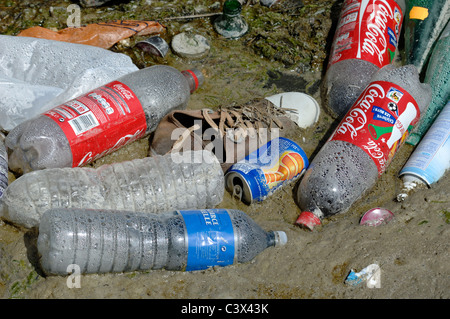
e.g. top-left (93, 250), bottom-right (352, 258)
top-left (225, 137), bottom-right (308, 204)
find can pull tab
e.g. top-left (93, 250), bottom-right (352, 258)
top-left (232, 184), bottom-right (243, 201)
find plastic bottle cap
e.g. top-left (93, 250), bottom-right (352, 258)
top-left (182, 69), bottom-right (205, 93)
top-left (265, 92), bottom-right (320, 128)
top-left (295, 211), bottom-right (321, 230)
top-left (273, 231), bottom-right (288, 246)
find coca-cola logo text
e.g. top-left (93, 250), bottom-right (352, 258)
top-left (334, 83), bottom-right (385, 139)
top-left (360, 0), bottom-right (396, 65)
top-left (113, 83), bottom-right (134, 100)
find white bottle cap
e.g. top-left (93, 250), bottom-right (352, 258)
top-left (273, 231), bottom-right (288, 247)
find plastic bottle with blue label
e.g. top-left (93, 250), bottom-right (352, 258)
top-left (37, 208), bottom-right (287, 275)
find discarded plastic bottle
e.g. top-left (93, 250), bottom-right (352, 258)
top-left (323, 0), bottom-right (405, 119)
top-left (407, 20), bottom-right (450, 145)
top-left (0, 34), bottom-right (138, 132)
top-left (0, 133), bottom-right (7, 201)
top-left (6, 65), bottom-right (204, 174)
top-left (0, 150), bottom-right (223, 229)
top-left (397, 101), bottom-right (450, 201)
top-left (403, 0), bottom-right (450, 74)
top-left (296, 65), bottom-right (431, 230)
top-left (37, 208), bottom-right (287, 275)
top-left (213, 0), bottom-right (248, 39)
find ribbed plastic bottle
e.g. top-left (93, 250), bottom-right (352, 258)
top-left (37, 208), bottom-right (287, 275)
top-left (323, 0), bottom-right (405, 119)
top-left (6, 65), bottom-right (204, 174)
top-left (0, 150), bottom-right (223, 229)
top-left (0, 133), bottom-right (7, 202)
top-left (296, 65), bottom-right (431, 230)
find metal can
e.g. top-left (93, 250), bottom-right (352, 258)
top-left (225, 137), bottom-right (308, 204)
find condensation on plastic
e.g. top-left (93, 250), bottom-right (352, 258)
top-left (0, 35), bottom-right (138, 132)
top-left (5, 65), bottom-right (202, 173)
top-left (0, 150), bottom-right (224, 229)
top-left (17, 20), bottom-right (166, 49)
top-left (297, 65), bottom-right (431, 219)
top-left (37, 208), bottom-right (285, 275)
top-left (322, 0), bottom-right (406, 119)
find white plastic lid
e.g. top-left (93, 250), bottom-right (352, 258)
top-left (265, 92), bottom-right (320, 128)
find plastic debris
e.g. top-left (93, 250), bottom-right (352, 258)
top-left (406, 20), bottom-right (450, 145)
top-left (17, 20), bottom-right (166, 49)
top-left (265, 92), bottom-right (320, 128)
top-left (0, 35), bottom-right (138, 131)
top-left (404, 0), bottom-right (450, 74)
top-left (345, 264), bottom-right (381, 288)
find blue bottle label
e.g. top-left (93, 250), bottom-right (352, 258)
top-left (180, 209), bottom-right (235, 271)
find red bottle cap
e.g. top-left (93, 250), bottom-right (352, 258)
top-left (182, 69), bottom-right (204, 93)
top-left (295, 211), bottom-right (321, 230)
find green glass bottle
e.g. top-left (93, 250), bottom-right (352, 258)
top-left (213, 0), bottom-right (248, 39)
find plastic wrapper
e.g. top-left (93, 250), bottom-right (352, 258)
top-left (0, 35), bottom-right (138, 131)
top-left (17, 20), bottom-right (166, 49)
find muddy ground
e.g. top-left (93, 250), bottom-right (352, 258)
top-left (0, 0), bottom-right (448, 301)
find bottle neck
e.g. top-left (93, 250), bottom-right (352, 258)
top-left (223, 0), bottom-right (242, 17)
top-left (181, 69), bottom-right (204, 93)
top-left (267, 231), bottom-right (287, 247)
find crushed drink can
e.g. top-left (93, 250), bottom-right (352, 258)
top-left (225, 137), bottom-right (308, 204)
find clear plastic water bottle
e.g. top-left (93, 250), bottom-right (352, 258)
top-left (0, 150), bottom-right (223, 229)
top-left (6, 65), bottom-right (204, 174)
top-left (296, 65), bottom-right (431, 230)
top-left (0, 133), bottom-right (7, 201)
top-left (323, 0), bottom-right (405, 119)
top-left (37, 208), bottom-right (287, 275)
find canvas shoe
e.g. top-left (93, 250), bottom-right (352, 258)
top-left (149, 98), bottom-right (298, 172)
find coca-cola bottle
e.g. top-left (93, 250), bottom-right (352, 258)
top-left (6, 65), bottom-right (204, 174)
top-left (323, 0), bottom-right (405, 119)
top-left (296, 64), bottom-right (431, 230)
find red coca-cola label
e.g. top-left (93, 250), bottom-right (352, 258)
top-left (329, 81), bottom-right (420, 176)
top-left (328, 0), bottom-right (403, 68)
top-left (44, 81), bottom-right (147, 167)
